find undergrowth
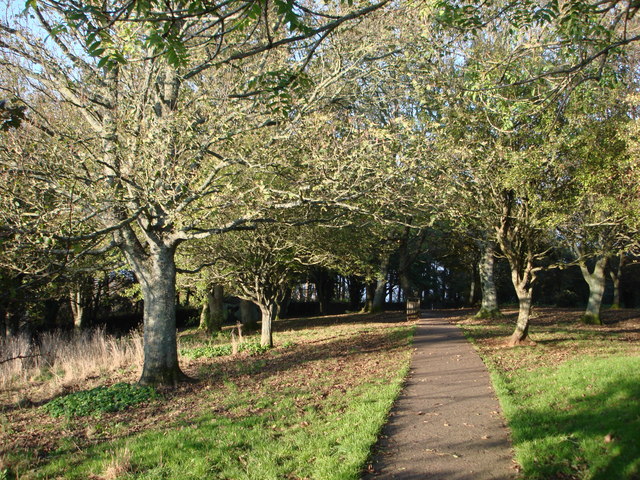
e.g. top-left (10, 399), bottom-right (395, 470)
top-left (3, 315), bottom-right (416, 480)
top-left (43, 383), bottom-right (159, 418)
top-left (0, 328), bottom-right (143, 391)
top-left (179, 341), bottom-right (271, 359)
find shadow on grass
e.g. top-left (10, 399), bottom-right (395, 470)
top-left (276, 310), bottom-right (409, 331)
top-left (206, 322), bottom-right (413, 387)
top-left (510, 375), bottom-right (640, 480)
top-left (16, 323), bottom-right (414, 480)
top-left (3, 316), bottom-right (415, 475)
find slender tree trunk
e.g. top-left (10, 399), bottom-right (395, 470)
top-left (70, 290), bottom-right (85, 329)
top-left (610, 254), bottom-right (625, 309)
top-left (314, 269), bottom-right (334, 315)
top-left (363, 282), bottom-right (375, 313)
top-left (509, 281), bottom-right (534, 346)
top-left (580, 256), bottom-right (608, 325)
top-left (259, 301), bottom-right (278, 348)
top-left (372, 256), bottom-right (390, 313)
top-left (132, 246), bottom-right (187, 386)
top-left (199, 284), bottom-right (224, 334)
top-left (468, 267), bottom-right (476, 306)
top-left (476, 241), bottom-right (501, 318)
top-left (399, 271), bottom-right (413, 300)
top-left (240, 299), bottom-right (258, 331)
top-left (347, 276), bottom-right (363, 311)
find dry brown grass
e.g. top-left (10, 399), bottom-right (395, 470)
top-left (96, 447), bottom-right (133, 480)
top-left (0, 327), bottom-right (144, 392)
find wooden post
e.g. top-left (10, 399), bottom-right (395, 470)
top-left (406, 298), bottom-right (420, 320)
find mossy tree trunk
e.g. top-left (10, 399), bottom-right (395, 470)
top-left (579, 256), bottom-right (608, 325)
top-left (495, 190), bottom-right (542, 346)
top-left (509, 274), bottom-right (534, 345)
top-left (124, 242), bottom-right (188, 387)
top-left (476, 240), bottom-right (501, 318)
top-left (199, 284), bottom-right (224, 334)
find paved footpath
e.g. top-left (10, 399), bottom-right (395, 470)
top-left (364, 311), bottom-right (516, 480)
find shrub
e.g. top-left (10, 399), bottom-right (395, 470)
top-left (43, 383), bottom-right (158, 418)
top-left (180, 342), bottom-right (271, 359)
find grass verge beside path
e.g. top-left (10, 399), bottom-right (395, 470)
top-left (1, 312), bottom-right (414, 480)
top-left (457, 308), bottom-right (640, 480)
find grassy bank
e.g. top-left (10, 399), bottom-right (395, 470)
top-left (458, 308), bottom-right (640, 480)
top-left (1, 312), bottom-right (414, 480)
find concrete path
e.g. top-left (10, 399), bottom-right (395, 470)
top-left (364, 311), bottom-right (516, 480)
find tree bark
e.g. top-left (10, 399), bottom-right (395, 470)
top-left (476, 241), bottom-right (501, 318)
top-left (495, 190), bottom-right (538, 346)
top-left (279, 288), bottom-right (292, 318)
top-left (259, 301), bottom-right (278, 348)
top-left (129, 245), bottom-right (187, 386)
top-left (580, 256), bottom-right (608, 325)
top-left (6, 309), bottom-right (20, 337)
top-left (372, 256), bottom-right (390, 313)
top-left (397, 226), bottom-right (427, 300)
top-left (70, 290), bottom-right (85, 329)
top-left (509, 281), bottom-right (533, 346)
top-left (199, 284), bottom-right (224, 334)
top-left (363, 282), bottom-right (375, 313)
top-left (609, 254), bottom-right (625, 309)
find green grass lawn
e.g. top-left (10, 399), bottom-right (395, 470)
top-left (459, 308), bottom-right (640, 480)
top-left (1, 313), bottom-right (414, 480)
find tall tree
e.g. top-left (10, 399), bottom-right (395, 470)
top-left (0, 0), bottom-right (393, 385)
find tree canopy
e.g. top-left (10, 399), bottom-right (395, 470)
top-left (1, 0), bottom-right (639, 384)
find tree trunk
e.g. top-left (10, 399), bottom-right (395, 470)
top-left (314, 269), bottom-right (334, 315)
top-left (509, 282), bottom-right (534, 346)
top-left (476, 241), bottom-right (501, 318)
top-left (259, 301), bottom-right (278, 348)
top-left (372, 256), bottom-right (390, 313)
top-left (399, 270), bottom-right (414, 301)
top-left (580, 256), bottom-right (608, 325)
top-left (609, 254), bottom-right (625, 309)
top-left (363, 282), bottom-right (375, 313)
top-left (132, 246), bottom-right (187, 386)
top-left (239, 299), bottom-right (258, 331)
top-left (347, 276), bottom-right (363, 311)
top-left (468, 268), bottom-right (476, 306)
top-left (70, 290), bottom-right (85, 329)
top-left (199, 284), bottom-right (224, 334)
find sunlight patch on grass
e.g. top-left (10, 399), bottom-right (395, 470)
top-left (463, 316), bottom-right (640, 480)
